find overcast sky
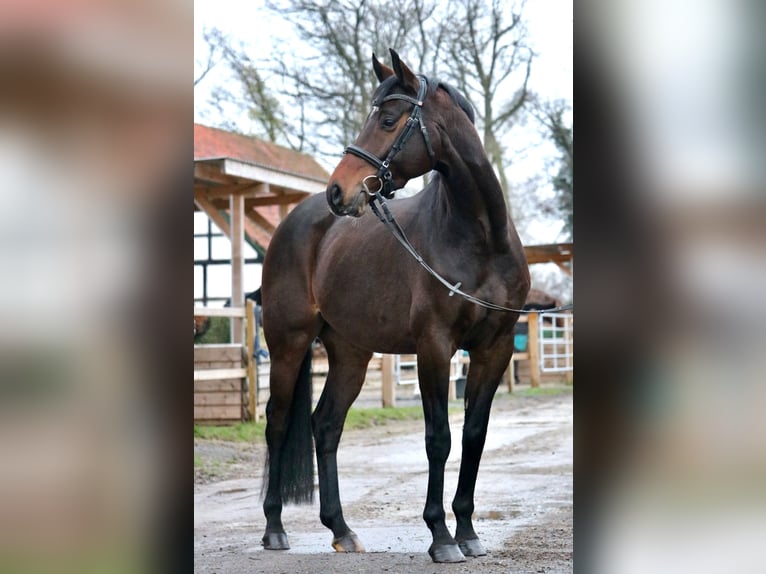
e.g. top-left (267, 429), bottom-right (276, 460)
top-left (194, 0), bottom-right (572, 119)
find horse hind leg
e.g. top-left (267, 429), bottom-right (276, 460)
top-left (261, 331), bottom-right (318, 551)
top-left (311, 330), bottom-right (371, 553)
top-left (451, 345), bottom-right (513, 557)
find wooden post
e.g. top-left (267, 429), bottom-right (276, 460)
top-left (246, 300), bottom-right (257, 421)
top-left (277, 183), bottom-right (289, 222)
top-left (528, 312), bottom-right (541, 388)
top-left (230, 193), bottom-right (244, 344)
top-left (381, 354), bottom-right (396, 407)
top-left (565, 313), bottom-right (573, 384)
top-left (507, 360), bottom-right (515, 393)
top-left (448, 355), bottom-right (457, 401)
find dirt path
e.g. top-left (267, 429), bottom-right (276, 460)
top-left (194, 390), bottom-right (572, 573)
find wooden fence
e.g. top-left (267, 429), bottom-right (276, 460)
top-left (194, 307), bottom-right (572, 424)
top-left (194, 302), bottom-right (257, 424)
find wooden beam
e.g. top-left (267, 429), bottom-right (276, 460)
top-left (194, 368), bottom-right (247, 381)
top-left (381, 354), bottom-right (395, 407)
top-left (565, 317), bottom-right (574, 384)
top-left (246, 209), bottom-right (277, 235)
top-left (202, 198), bottom-right (234, 211)
top-left (246, 300), bottom-right (257, 421)
top-left (200, 183), bottom-right (269, 198)
top-left (231, 193), bottom-right (244, 345)
top-left (193, 306), bottom-right (246, 318)
top-left (221, 158), bottom-right (326, 194)
top-left (554, 261), bottom-right (573, 276)
top-left (528, 313), bottom-right (541, 388)
top-left (194, 192), bottom-right (231, 238)
top-left (245, 192), bottom-right (307, 207)
top-left (523, 243), bottom-right (574, 266)
top-left (194, 161), bottom-right (236, 186)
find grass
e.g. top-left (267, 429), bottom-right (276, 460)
top-left (194, 420), bottom-right (266, 442)
top-left (193, 403), bottom-right (465, 442)
top-left (513, 385), bottom-right (573, 397)
top-left (193, 388), bottom-right (571, 442)
top-left (344, 404), bottom-right (462, 429)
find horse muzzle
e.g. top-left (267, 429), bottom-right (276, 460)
top-left (326, 182), bottom-right (368, 217)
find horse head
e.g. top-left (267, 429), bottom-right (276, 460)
top-left (326, 49), bottom-right (445, 217)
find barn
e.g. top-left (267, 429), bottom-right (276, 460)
top-left (194, 124), bottom-right (330, 423)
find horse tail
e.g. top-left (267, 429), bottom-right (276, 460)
top-left (261, 348), bottom-right (315, 504)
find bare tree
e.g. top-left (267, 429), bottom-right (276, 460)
top-left (444, 0), bottom-right (534, 213)
top-left (197, 0), bottom-right (537, 183)
top-left (201, 28), bottom-right (306, 149)
top-left (264, 0), bottom-right (446, 159)
top-left (194, 27), bottom-right (223, 87)
top-left (531, 96), bottom-right (573, 239)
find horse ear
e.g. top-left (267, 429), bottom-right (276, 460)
top-left (389, 48), bottom-right (418, 91)
top-left (372, 52), bottom-right (394, 83)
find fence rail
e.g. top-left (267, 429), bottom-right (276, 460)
top-left (194, 301), bottom-right (257, 423)
top-left (195, 304), bottom-right (572, 422)
top-left (538, 312), bottom-right (573, 374)
top-left (193, 306), bottom-right (246, 318)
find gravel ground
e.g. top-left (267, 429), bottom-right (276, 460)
top-left (194, 389), bottom-right (573, 573)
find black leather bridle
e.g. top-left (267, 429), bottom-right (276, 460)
top-left (342, 74), bottom-right (574, 315)
top-left (344, 74), bottom-right (436, 199)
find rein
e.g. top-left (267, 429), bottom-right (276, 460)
top-left (346, 74), bottom-right (571, 315)
top-left (368, 190), bottom-right (573, 315)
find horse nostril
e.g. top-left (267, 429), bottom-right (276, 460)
top-left (328, 182), bottom-right (343, 208)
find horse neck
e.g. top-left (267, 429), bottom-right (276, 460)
top-left (435, 130), bottom-right (512, 253)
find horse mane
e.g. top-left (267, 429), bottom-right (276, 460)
top-left (436, 81), bottom-right (475, 125)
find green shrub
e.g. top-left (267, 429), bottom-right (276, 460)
top-left (194, 316), bottom-right (230, 344)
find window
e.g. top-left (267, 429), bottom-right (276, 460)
top-left (194, 212), bottom-right (264, 305)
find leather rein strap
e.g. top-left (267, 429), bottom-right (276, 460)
top-left (344, 75), bottom-right (572, 315)
top-left (368, 192), bottom-right (573, 314)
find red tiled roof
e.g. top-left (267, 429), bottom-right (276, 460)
top-left (194, 123), bottom-right (329, 182)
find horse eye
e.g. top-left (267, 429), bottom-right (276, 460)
top-left (381, 116), bottom-right (396, 129)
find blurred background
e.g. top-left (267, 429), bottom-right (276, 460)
top-left (0, 0), bottom-right (189, 572)
top-left (576, 0), bottom-right (766, 572)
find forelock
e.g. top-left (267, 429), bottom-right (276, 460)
top-left (372, 75), bottom-right (476, 125)
top-left (372, 76), bottom-right (400, 104)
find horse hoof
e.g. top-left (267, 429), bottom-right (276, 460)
top-left (262, 531), bottom-right (290, 550)
top-left (428, 543), bottom-right (466, 563)
top-left (458, 538), bottom-right (487, 557)
top-left (332, 531), bottom-right (365, 553)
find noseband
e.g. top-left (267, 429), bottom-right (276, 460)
top-left (344, 75), bottom-right (436, 199)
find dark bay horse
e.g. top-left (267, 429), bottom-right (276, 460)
top-left (260, 49), bottom-right (530, 563)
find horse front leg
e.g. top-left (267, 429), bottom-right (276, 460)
top-left (451, 345), bottom-right (513, 557)
top-left (417, 342), bottom-right (465, 563)
top-left (311, 333), bottom-right (371, 553)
